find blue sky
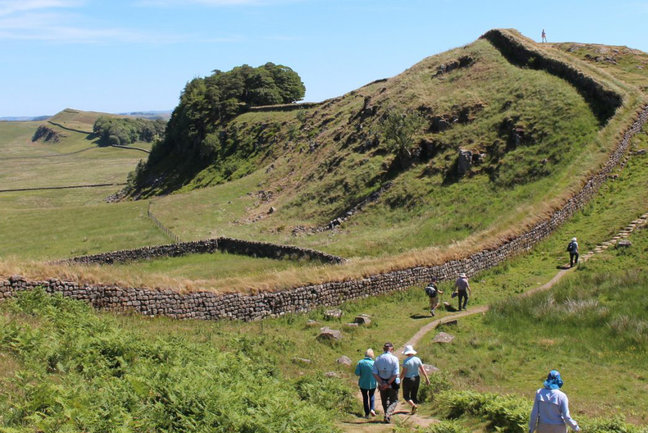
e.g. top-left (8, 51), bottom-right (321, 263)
top-left (2, 0), bottom-right (648, 117)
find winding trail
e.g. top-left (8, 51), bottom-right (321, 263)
top-left (400, 211), bottom-right (648, 353)
top-left (343, 212), bottom-right (648, 432)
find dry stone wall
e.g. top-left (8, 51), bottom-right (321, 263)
top-left (481, 29), bottom-right (623, 122)
top-left (63, 237), bottom-right (346, 265)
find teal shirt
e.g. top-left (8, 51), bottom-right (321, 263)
top-left (402, 355), bottom-right (423, 379)
top-left (355, 357), bottom-right (377, 389)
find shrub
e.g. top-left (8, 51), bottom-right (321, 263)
top-left (438, 390), bottom-right (529, 433)
top-left (294, 373), bottom-right (355, 413)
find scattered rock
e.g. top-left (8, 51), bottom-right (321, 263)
top-left (354, 314), bottom-right (371, 325)
top-left (306, 319), bottom-right (320, 327)
top-left (267, 206), bottom-right (276, 214)
top-left (344, 322), bottom-right (359, 328)
top-left (318, 327), bottom-right (342, 341)
top-left (456, 149), bottom-right (472, 176)
top-left (443, 302), bottom-right (457, 312)
top-left (324, 309), bottom-right (343, 320)
top-left (325, 371), bottom-right (339, 378)
top-left (336, 356), bottom-right (352, 366)
top-left (439, 320), bottom-right (458, 327)
top-left (616, 240), bottom-right (632, 248)
top-left (292, 357), bottom-right (312, 365)
top-left (422, 364), bottom-right (440, 374)
top-left (432, 332), bottom-right (455, 344)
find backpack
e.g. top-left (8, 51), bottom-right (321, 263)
top-left (567, 241), bottom-right (576, 252)
top-left (425, 285), bottom-right (437, 297)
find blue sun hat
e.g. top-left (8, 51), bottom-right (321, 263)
top-left (543, 370), bottom-right (564, 390)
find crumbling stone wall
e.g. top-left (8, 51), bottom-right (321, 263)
top-left (62, 237), bottom-right (346, 265)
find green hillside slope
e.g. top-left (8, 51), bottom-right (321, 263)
top-left (126, 30), bottom-right (644, 264)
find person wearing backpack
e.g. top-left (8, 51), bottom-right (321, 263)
top-left (566, 237), bottom-right (579, 268)
top-left (424, 278), bottom-right (443, 316)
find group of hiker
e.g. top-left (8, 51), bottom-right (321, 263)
top-left (354, 342), bottom-right (430, 424)
top-left (356, 346), bottom-right (579, 432)
top-left (353, 237), bottom-right (582, 428)
top-left (426, 273), bottom-right (472, 316)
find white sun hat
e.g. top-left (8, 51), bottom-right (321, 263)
top-left (403, 345), bottom-right (417, 355)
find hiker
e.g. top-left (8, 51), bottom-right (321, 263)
top-left (529, 370), bottom-right (580, 433)
top-left (400, 345), bottom-right (430, 414)
top-left (541, 29), bottom-right (547, 43)
top-left (566, 237), bottom-right (579, 267)
top-left (425, 277), bottom-right (443, 316)
top-left (355, 348), bottom-right (377, 419)
top-left (453, 273), bottom-right (471, 310)
top-left (372, 342), bottom-right (400, 424)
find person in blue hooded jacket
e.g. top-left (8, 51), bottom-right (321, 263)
top-left (529, 370), bottom-right (580, 433)
top-left (355, 348), bottom-right (377, 418)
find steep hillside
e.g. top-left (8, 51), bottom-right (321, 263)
top-left (127, 29), bottom-right (643, 262)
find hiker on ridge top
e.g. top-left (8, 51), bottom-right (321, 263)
top-left (541, 29), bottom-right (547, 43)
top-left (372, 342), bottom-right (400, 424)
top-left (425, 277), bottom-right (443, 316)
top-left (566, 237), bottom-right (579, 268)
top-left (453, 273), bottom-right (471, 311)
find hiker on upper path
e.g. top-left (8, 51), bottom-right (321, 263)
top-left (541, 29), bottom-right (547, 43)
top-left (566, 237), bottom-right (579, 268)
top-left (400, 345), bottom-right (430, 415)
top-left (425, 277), bottom-right (443, 316)
top-left (372, 342), bottom-right (400, 424)
top-left (529, 370), bottom-right (580, 433)
top-left (453, 273), bottom-right (471, 311)
top-left (354, 348), bottom-right (377, 419)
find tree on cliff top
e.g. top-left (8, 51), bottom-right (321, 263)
top-left (131, 63), bottom-right (305, 193)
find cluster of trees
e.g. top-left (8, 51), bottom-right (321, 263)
top-left (130, 62), bottom-right (305, 194)
top-left (93, 116), bottom-right (166, 146)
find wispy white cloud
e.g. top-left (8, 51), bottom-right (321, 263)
top-left (0, 0), bottom-right (82, 17)
top-left (136, 0), bottom-right (300, 6)
top-left (0, 0), bottom-right (203, 43)
top-left (0, 9), bottom-right (166, 43)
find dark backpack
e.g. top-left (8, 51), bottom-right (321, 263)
top-left (567, 241), bottom-right (576, 252)
top-left (425, 285), bottom-right (437, 297)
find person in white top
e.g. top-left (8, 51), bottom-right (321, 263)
top-left (529, 370), bottom-right (580, 433)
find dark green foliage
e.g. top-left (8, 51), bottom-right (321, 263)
top-left (0, 290), bottom-right (341, 433)
top-left (129, 62), bottom-right (305, 196)
top-left (93, 116), bottom-right (166, 146)
top-left (293, 373), bottom-right (355, 413)
top-left (381, 108), bottom-right (425, 170)
top-left (438, 390), bottom-right (529, 433)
